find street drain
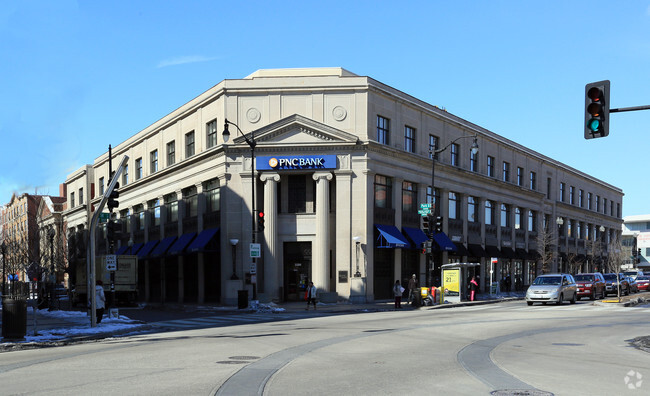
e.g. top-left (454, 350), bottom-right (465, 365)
top-left (491, 390), bottom-right (554, 396)
top-left (229, 356), bottom-right (260, 360)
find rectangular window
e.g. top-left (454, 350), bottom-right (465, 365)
top-left (528, 210), bottom-right (537, 232)
top-left (603, 198), bottom-right (607, 215)
top-left (185, 131), bottom-right (195, 158)
top-left (402, 181), bottom-right (416, 212)
top-left (470, 149), bottom-right (478, 172)
top-left (596, 195), bottom-right (600, 212)
top-left (122, 165), bottom-right (129, 185)
top-left (515, 207), bottom-right (522, 229)
top-left (70, 192), bottom-right (75, 208)
top-left (579, 190), bottom-right (584, 207)
top-left (204, 179), bottom-right (220, 213)
top-left (429, 135), bottom-right (439, 159)
top-left (135, 158), bottom-right (143, 180)
top-left (610, 201), bottom-right (614, 216)
top-left (448, 192), bottom-right (459, 219)
top-left (99, 177), bottom-right (105, 195)
top-left (167, 141), bottom-right (175, 166)
top-left (617, 203), bottom-right (621, 217)
top-left (587, 192), bottom-right (592, 210)
top-left (569, 186), bottom-right (575, 205)
top-left (150, 150), bottom-right (158, 173)
top-left (530, 171), bottom-right (536, 190)
top-left (487, 156), bottom-right (495, 177)
top-left (502, 162), bottom-right (510, 182)
top-left (426, 186), bottom-right (439, 209)
top-left (288, 175), bottom-right (308, 213)
top-left (559, 182), bottom-right (565, 202)
top-left (404, 126), bottom-right (415, 153)
top-left (485, 200), bottom-right (494, 225)
top-left (450, 143), bottom-right (459, 166)
top-left (206, 119), bottom-right (217, 148)
top-left (468, 196), bottom-right (478, 223)
top-left (374, 174), bottom-right (392, 209)
top-left (183, 187), bottom-right (198, 217)
top-left (517, 167), bottom-right (523, 186)
top-left (501, 204), bottom-right (510, 227)
top-left (377, 115), bottom-right (389, 145)
top-left (149, 199), bottom-right (161, 226)
top-left (79, 188), bottom-right (83, 205)
top-left (165, 193), bottom-right (178, 222)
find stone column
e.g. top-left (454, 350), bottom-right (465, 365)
top-left (260, 172), bottom-right (280, 301)
top-left (313, 172), bottom-right (333, 293)
top-left (336, 170), bottom-right (353, 298)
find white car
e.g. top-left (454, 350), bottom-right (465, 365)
top-left (526, 274), bottom-right (577, 306)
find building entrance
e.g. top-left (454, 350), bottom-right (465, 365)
top-left (283, 242), bottom-right (312, 301)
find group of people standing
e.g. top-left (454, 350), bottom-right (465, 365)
top-left (393, 274), bottom-right (481, 308)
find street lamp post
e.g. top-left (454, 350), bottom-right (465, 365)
top-left (556, 217), bottom-right (564, 273)
top-left (223, 119), bottom-right (257, 299)
top-left (48, 227), bottom-right (56, 311)
top-left (598, 225), bottom-right (605, 272)
top-left (428, 135), bottom-right (478, 286)
top-left (1, 241), bottom-right (6, 296)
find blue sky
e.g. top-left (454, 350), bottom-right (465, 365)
top-left (1, 1), bottom-right (649, 217)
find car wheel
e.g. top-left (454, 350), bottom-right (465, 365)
top-left (556, 294), bottom-right (563, 305)
top-left (570, 292), bottom-right (577, 304)
top-left (527, 301), bottom-right (533, 306)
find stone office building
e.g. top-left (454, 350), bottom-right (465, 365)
top-left (69, 68), bottom-right (623, 304)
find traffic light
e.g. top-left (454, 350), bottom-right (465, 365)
top-left (435, 216), bottom-right (443, 233)
top-left (638, 248), bottom-right (642, 263)
top-left (106, 220), bottom-right (121, 245)
top-left (421, 215), bottom-right (430, 236)
top-left (257, 211), bottom-right (265, 231)
top-left (584, 80), bottom-right (610, 139)
top-left (107, 182), bottom-right (120, 211)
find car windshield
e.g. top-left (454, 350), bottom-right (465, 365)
top-left (574, 275), bottom-right (593, 282)
top-left (624, 272), bottom-right (638, 277)
top-left (637, 276), bottom-right (649, 281)
top-left (533, 276), bottom-right (561, 285)
top-left (603, 274), bottom-right (617, 281)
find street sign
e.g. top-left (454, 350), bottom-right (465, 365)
top-left (250, 263), bottom-right (257, 274)
top-left (250, 243), bottom-right (261, 258)
top-left (99, 212), bottom-right (110, 223)
top-left (420, 203), bottom-right (433, 209)
top-left (418, 209), bottom-right (431, 215)
top-left (106, 254), bottom-right (117, 271)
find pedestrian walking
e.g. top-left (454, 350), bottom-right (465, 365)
top-left (95, 280), bottom-right (106, 324)
top-left (305, 281), bottom-right (317, 310)
top-left (469, 276), bottom-right (479, 301)
top-left (393, 280), bottom-right (404, 309)
top-left (408, 274), bottom-right (418, 305)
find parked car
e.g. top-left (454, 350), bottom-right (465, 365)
top-left (623, 270), bottom-right (644, 281)
top-left (626, 277), bottom-right (639, 293)
top-left (573, 273), bottom-right (606, 300)
top-left (526, 274), bottom-right (577, 306)
top-left (603, 273), bottom-right (630, 296)
top-left (635, 276), bottom-right (650, 292)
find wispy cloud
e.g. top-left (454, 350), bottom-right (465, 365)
top-left (156, 55), bottom-right (217, 68)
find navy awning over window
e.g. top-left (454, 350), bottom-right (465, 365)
top-left (168, 232), bottom-right (196, 255)
top-left (432, 232), bottom-right (457, 252)
top-left (150, 236), bottom-right (177, 258)
top-left (125, 242), bottom-right (143, 256)
top-left (485, 245), bottom-right (501, 258)
top-left (468, 244), bottom-right (487, 258)
top-left (375, 224), bottom-right (409, 248)
top-left (452, 242), bottom-right (470, 256)
top-left (187, 227), bottom-right (220, 253)
top-left (402, 227), bottom-right (429, 249)
top-left (137, 240), bottom-right (159, 259)
top-left (500, 246), bottom-right (516, 259)
top-left (115, 245), bottom-right (129, 255)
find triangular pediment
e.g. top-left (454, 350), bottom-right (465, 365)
top-left (233, 114), bottom-right (359, 146)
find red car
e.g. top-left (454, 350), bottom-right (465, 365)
top-left (636, 276), bottom-right (650, 292)
top-left (574, 273), bottom-right (606, 300)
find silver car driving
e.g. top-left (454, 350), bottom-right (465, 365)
top-left (526, 274), bottom-right (577, 306)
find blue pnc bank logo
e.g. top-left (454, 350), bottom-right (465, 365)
top-left (258, 155), bottom-right (336, 170)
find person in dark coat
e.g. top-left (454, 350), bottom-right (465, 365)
top-left (469, 276), bottom-right (479, 301)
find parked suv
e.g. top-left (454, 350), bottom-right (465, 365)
top-left (623, 270), bottom-right (644, 281)
top-left (574, 273), bottom-right (606, 300)
top-left (526, 274), bottom-right (577, 306)
top-left (603, 273), bottom-right (630, 296)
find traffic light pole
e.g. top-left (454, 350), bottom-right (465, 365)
top-left (88, 154), bottom-right (128, 327)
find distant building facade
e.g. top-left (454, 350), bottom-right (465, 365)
top-left (622, 215), bottom-right (650, 271)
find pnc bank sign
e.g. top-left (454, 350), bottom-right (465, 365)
top-left (257, 155), bottom-right (336, 171)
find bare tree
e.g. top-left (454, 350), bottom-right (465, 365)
top-left (536, 222), bottom-right (555, 274)
top-left (586, 237), bottom-right (604, 273)
top-left (567, 252), bottom-right (582, 275)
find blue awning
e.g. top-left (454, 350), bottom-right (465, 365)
top-left (115, 245), bottom-right (129, 255)
top-left (168, 232), bottom-right (196, 255)
top-left (123, 242), bottom-right (143, 256)
top-left (137, 240), bottom-right (159, 259)
top-left (187, 227), bottom-right (220, 253)
top-left (150, 236), bottom-right (177, 258)
top-left (375, 224), bottom-right (409, 248)
top-left (402, 227), bottom-right (429, 249)
top-left (432, 232), bottom-right (457, 252)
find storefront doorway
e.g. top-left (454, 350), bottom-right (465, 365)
top-left (283, 242), bottom-right (312, 301)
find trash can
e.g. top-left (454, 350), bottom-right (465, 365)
top-left (237, 290), bottom-right (248, 309)
top-left (2, 296), bottom-right (28, 340)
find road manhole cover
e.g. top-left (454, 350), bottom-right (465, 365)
top-left (491, 390), bottom-right (553, 396)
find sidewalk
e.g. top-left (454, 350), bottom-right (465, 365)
top-left (0, 291), bottom-right (525, 350)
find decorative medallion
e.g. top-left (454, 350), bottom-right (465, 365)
top-left (332, 105), bottom-right (347, 121)
top-left (246, 107), bottom-right (261, 123)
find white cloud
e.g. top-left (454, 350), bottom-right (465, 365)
top-left (156, 55), bottom-right (217, 68)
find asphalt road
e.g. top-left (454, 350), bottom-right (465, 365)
top-left (1, 299), bottom-right (648, 395)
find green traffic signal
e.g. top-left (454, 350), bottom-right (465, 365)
top-left (584, 80), bottom-right (610, 139)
